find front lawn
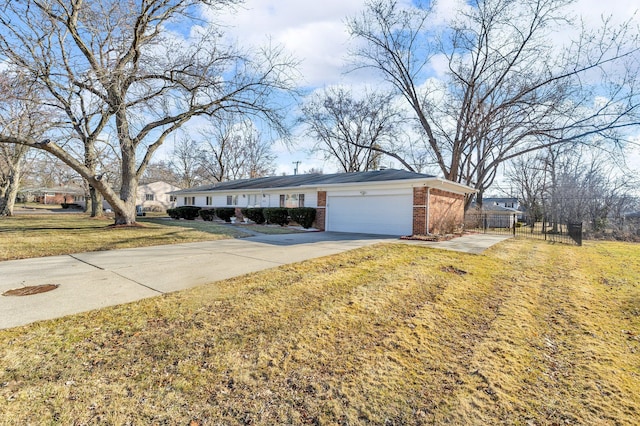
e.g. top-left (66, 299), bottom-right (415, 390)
top-left (1, 239), bottom-right (638, 424)
top-left (0, 214), bottom-right (244, 261)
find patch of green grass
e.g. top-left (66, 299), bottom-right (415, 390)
top-left (0, 214), bottom-right (239, 261)
top-left (0, 239), bottom-right (638, 424)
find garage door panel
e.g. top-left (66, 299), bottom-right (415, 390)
top-left (326, 194), bottom-right (412, 236)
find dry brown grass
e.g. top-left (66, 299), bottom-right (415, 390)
top-left (0, 239), bottom-right (638, 425)
top-left (0, 214), bottom-right (247, 261)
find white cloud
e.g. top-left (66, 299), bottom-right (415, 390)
top-left (189, 0), bottom-right (640, 176)
top-left (207, 0), bottom-right (376, 86)
top-left (625, 136), bottom-right (640, 174)
top-left (574, 0), bottom-right (639, 24)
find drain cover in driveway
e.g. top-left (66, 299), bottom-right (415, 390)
top-left (2, 284), bottom-right (59, 296)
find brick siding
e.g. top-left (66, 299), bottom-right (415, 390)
top-left (428, 188), bottom-right (465, 234)
top-left (316, 191), bottom-right (326, 231)
top-left (412, 187), bottom-right (428, 235)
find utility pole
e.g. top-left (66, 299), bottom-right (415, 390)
top-left (292, 161), bottom-right (301, 175)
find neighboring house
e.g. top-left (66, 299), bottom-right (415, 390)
top-left (482, 197), bottom-right (520, 210)
top-left (171, 169), bottom-right (476, 236)
top-left (20, 181), bottom-right (181, 211)
top-left (468, 201), bottom-right (522, 228)
top-left (17, 186), bottom-right (86, 205)
top-left (136, 181), bottom-right (181, 211)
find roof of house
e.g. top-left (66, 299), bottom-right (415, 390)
top-left (18, 185), bottom-right (85, 195)
top-left (172, 169), bottom-right (473, 194)
top-left (482, 197), bottom-right (519, 203)
top-left (469, 201), bottom-right (522, 214)
top-left (138, 181), bottom-right (182, 191)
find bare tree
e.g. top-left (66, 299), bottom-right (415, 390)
top-left (304, 167), bottom-right (324, 175)
top-left (0, 144), bottom-right (28, 215)
top-left (348, 0), bottom-right (640, 207)
top-left (197, 116), bottom-right (276, 182)
top-left (0, 0), bottom-right (297, 224)
top-left (299, 87), bottom-right (406, 172)
top-left (0, 70), bottom-right (47, 215)
top-left (508, 145), bottom-right (639, 231)
top-left (20, 152), bottom-right (80, 189)
top-left (241, 128), bottom-right (276, 179)
top-left (170, 136), bottom-right (203, 188)
top-left (506, 154), bottom-right (547, 224)
top-left (141, 161), bottom-right (182, 187)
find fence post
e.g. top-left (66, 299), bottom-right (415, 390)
top-left (513, 214), bottom-right (516, 236)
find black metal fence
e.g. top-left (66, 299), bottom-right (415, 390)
top-left (464, 213), bottom-right (583, 246)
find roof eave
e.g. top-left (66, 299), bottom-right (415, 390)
top-left (172, 177), bottom-right (476, 195)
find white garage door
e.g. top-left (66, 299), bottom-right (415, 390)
top-left (326, 194), bottom-right (413, 236)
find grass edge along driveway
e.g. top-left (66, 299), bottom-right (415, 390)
top-left (0, 214), bottom-right (299, 261)
top-left (0, 239), bottom-right (638, 424)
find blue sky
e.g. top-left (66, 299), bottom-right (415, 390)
top-left (190, 0), bottom-right (640, 176)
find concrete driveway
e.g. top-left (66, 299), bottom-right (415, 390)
top-left (0, 232), bottom-right (509, 330)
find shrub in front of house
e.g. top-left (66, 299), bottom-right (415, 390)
top-left (288, 207), bottom-right (316, 229)
top-left (214, 207), bottom-right (236, 223)
top-left (167, 206), bottom-right (201, 220)
top-left (241, 208), bottom-right (266, 224)
top-left (166, 208), bottom-right (180, 219)
top-left (179, 206), bottom-right (201, 220)
top-left (264, 207), bottom-right (289, 226)
top-left (199, 209), bottom-right (216, 221)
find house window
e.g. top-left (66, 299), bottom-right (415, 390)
top-left (145, 194), bottom-right (154, 201)
top-left (280, 193), bottom-right (305, 208)
top-left (169, 195), bottom-right (177, 202)
top-left (184, 196), bottom-right (195, 205)
top-left (226, 195), bottom-right (237, 206)
top-left (206, 196), bottom-right (213, 206)
top-left (246, 194), bottom-right (259, 207)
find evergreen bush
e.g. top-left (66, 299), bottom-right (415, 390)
top-left (180, 206), bottom-right (201, 220)
top-left (166, 208), bottom-right (180, 219)
top-left (215, 207), bottom-right (236, 223)
top-left (289, 207), bottom-right (316, 229)
top-left (241, 208), bottom-right (266, 224)
top-left (264, 207), bottom-right (289, 226)
top-left (199, 209), bottom-right (217, 221)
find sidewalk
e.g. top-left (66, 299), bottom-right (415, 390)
top-left (0, 232), bottom-right (510, 329)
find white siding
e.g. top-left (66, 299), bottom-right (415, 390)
top-left (176, 190), bottom-right (318, 208)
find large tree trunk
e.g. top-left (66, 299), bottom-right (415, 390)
top-left (112, 143), bottom-right (138, 225)
top-left (84, 141), bottom-right (104, 217)
top-left (86, 185), bottom-right (104, 217)
top-left (0, 165), bottom-right (22, 216)
top-left (0, 144), bottom-right (26, 217)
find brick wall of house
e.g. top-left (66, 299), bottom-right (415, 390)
top-left (412, 187), bottom-right (428, 235)
top-left (316, 191), bottom-right (326, 231)
top-left (37, 193), bottom-right (76, 205)
top-left (428, 188), bottom-right (465, 234)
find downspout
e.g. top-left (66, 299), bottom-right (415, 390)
top-left (426, 187), bottom-right (431, 235)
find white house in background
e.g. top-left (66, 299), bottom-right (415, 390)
top-left (171, 169), bottom-right (476, 236)
top-left (136, 181), bottom-right (181, 211)
top-left (468, 199), bottom-right (523, 228)
top-left (482, 197), bottom-right (520, 210)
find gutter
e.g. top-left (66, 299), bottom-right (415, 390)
top-left (172, 177), bottom-right (477, 196)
